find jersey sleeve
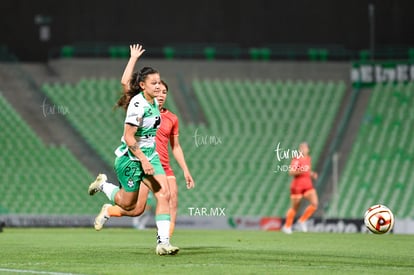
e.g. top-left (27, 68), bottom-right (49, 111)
top-left (171, 115), bottom-right (179, 136)
top-left (124, 96), bottom-right (145, 127)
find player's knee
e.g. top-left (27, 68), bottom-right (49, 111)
top-left (171, 198), bottom-right (178, 208)
top-left (115, 192), bottom-right (136, 210)
top-left (124, 201), bottom-right (146, 216)
top-left (154, 188), bottom-right (170, 203)
top-left (170, 198), bottom-right (178, 210)
top-left (116, 197), bottom-right (136, 211)
top-left (169, 190), bottom-right (178, 203)
top-left (116, 203), bottom-right (130, 211)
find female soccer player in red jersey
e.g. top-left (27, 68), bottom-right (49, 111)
top-left (92, 44), bottom-right (195, 238)
top-left (282, 142), bottom-right (318, 234)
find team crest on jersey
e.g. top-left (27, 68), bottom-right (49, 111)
top-left (127, 179), bottom-right (134, 188)
top-left (144, 106), bottom-right (153, 116)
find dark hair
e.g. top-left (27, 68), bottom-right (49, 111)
top-left (160, 79), bottom-right (168, 91)
top-left (115, 67), bottom-right (159, 110)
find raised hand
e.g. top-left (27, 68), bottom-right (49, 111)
top-left (130, 44), bottom-right (146, 59)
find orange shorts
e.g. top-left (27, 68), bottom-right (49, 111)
top-left (290, 180), bottom-right (314, 197)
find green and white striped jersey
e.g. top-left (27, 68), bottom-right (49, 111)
top-left (115, 93), bottom-right (161, 161)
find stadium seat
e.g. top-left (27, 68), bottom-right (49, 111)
top-left (204, 47), bottom-right (216, 60)
top-left (308, 48), bottom-right (319, 61)
top-left (409, 48), bottom-right (414, 61)
top-left (319, 48), bottom-right (329, 61)
top-left (60, 45), bottom-right (74, 58)
top-left (109, 46), bottom-right (129, 58)
top-left (260, 48), bottom-right (271, 61)
top-left (249, 48), bottom-right (261, 60)
top-left (163, 46), bottom-right (175, 60)
top-left (359, 50), bottom-right (371, 62)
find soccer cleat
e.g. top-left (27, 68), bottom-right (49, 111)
top-left (281, 226), bottom-right (292, 234)
top-left (88, 174), bottom-right (107, 196)
top-left (156, 243), bottom-right (180, 256)
top-left (94, 203), bottom-right (111, 231)
top-left (298, 221), bottom-right (308, 232)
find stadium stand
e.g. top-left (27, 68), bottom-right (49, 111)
top-left (186, 79), bottom-right (346, 216)
top-left (42, 78), bottom-right (125, 165)
top-left (41, 78), bottom-right (181, 166)
top-left (0, 92), bottom-right (107, 215)
top-left (326, 82), bottom-right (414, 218)
top-left (9, 63), bottom-right (411, 219)
top-left (38, 78), bottom-right (345, 216)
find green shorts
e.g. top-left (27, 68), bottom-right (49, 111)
top-left (114, 153), bottom-right (165, 192)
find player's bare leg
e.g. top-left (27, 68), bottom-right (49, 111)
top-left (94, 183), bottom-right (150, 230)
top-left (298, 189), bottom-right (318, 232)
top-left (167, 176), bottom-right (178, 238)
top-left (143, 174), bottom-right (179, 255)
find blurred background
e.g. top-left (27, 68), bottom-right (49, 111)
top-left (0, 0), bottom-right (413, 232)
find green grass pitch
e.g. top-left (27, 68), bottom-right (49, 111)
top-left (0, 228), bottom-right (413, 275)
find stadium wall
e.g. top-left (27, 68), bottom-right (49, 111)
top-left (1, 215), bottom-right (413, 234)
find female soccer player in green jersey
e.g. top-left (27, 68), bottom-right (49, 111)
top-left (88, 66), bottom-right (179, 255)
top-left (91, 44), bottom-right (195, 239)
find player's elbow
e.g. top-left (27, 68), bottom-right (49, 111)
top-left (121, 79), bottom-right (128, 86)
top-left (121, 82), bottom-right (129, 93)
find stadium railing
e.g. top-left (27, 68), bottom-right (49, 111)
top-left (48, 42), bottom-right (414, 61)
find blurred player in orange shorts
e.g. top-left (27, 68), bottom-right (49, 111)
top-left (282, 142), bottom-right (318, 234)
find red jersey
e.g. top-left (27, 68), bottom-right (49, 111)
top-left (156, 108), bottom-right (179, 169)
top-left (291, 156), bottom-right (312, 182)
top-left (290, 155), bottom-right (314, 195)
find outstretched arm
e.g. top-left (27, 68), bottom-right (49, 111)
top-left (121, 44), bottom-right (146, 93)
top-left (170, 135), bottom-right (195, 189)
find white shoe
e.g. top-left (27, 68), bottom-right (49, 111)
top-left (156, 243), bottom-right (179, 255)
top-left (94, 204), bottom-right (111, 231)
top-left (88, 174), bottom-right (107, 196)
top-left (282, 226), bottom-right (292, 234)
top-left (298, 221), bottom-right (308, 232)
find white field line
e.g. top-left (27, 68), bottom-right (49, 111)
top-left (0, 267), bottom-right (88, 275)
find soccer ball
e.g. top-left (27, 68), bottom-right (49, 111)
top-left (364, 204), bottom-right (394, 234)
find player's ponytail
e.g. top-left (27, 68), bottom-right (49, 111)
top-left (115, 67), bottom-right (159, 110)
